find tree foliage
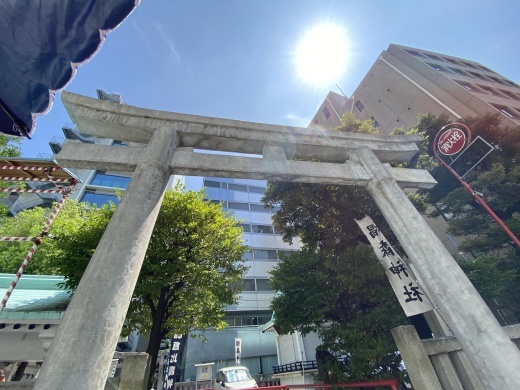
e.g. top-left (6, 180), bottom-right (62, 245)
top-left (270, 246), bottom-right (406, 382)
top-left (0, 200), bottom-right (110, 275)
top-left (0, 185), bottom-right (249, 387)
top-left (263, 114), bottom-right (408, 382)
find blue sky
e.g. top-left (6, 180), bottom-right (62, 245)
top-left (21, 0), bottom-right (520, 158)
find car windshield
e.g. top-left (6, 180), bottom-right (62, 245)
top-left (224, 369), bottom-right (252, 383)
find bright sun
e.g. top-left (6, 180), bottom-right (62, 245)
top-left (295, 23), bottom-right (350, 86)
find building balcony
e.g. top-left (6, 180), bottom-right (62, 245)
top-left (272, 360), bottom-right (318, 374)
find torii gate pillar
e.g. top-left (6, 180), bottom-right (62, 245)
top-left (353, 147), bottom-right (520, 388)
top-left (34, 127), bottom-right (178, 390)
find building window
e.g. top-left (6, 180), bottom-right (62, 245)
top-left (228, 183), bottom-right (248, 192)
top-left (370, 116), bottom-right (380, 128)
top-left (423, 53), bottom-right (444, 62)
top-left (476, 84), bottom-right (502, 96)
top-left (503, 79), bottom-right (520, 88)
top-left (447, 67), bottom-right (472, 77)
top-left (204, 180), bottom-right (221, 188)
top-left (475, 64), bottom-right (495, 73)
top-left (90, 172), bottom-right (130, 189)
top-left (251, 224), bottom-right (274, 234)
top-left (242, 252), bottom-right (253, 260)
top-left (248, 185), bottom-right (266, 194)
top-left (239, 223), bottom-right (251, 233)
top-left (455, 81), bottom-right (479, 91)
top-left (240, 279), bottom-right (256, 291)
top-left (404, 49), bottom-right (424, 57)
top-left (256, 279), bottom-right (274, 291)
top-left (443, 57), bottom-right (463, 66)
top-left (460, 61), bottom-right (479, 69)
top-left (467, 71), bottom-right (491, 81)
top-left (249, 203), bottom-right (268, 212)
top-left (485, 75), bottom-right (508, 85)
top-left (497, 89), bottom-right (520, 100)
top-left (253, 249), bottom-right (277, 259)
top-left (491, 104), bottom-right (520, 119)
top-left (227, 202), bottom-right (249, 210)
top-left (425, 62), bottom-right (451, 73)
top-left (355, 100), bottom-right (365, 112)
top-left (206, 181), bottom-right (267, 194)
top-left (223, 311), bottom-right (273, 327)
top-left (323, 106), bottom-right (331, 119)
top-left (81, 191), bottom-right (119, 207)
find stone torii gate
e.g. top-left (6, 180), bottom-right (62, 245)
top-left (34, 92), bottom-right (520, 389)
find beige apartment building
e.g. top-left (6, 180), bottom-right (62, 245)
top-left (311, 44), bottom-right (520, 134)
top-left (310, 44), bottom-right (520, 258)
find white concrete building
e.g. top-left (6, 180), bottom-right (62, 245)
top-left (181, 175), bottom-right (301, 381)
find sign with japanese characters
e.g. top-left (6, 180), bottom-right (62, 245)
top-left (235, 338), bottom-right (242, 366)
top-left (437, 127), bottom-right (467, 156)
top-left (162, 334), bottom-right (186, 390)
top-left (355, 216), bottom-right (433, 317)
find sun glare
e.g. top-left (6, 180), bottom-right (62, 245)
top-left (295, 23), bottom-right (350, 86)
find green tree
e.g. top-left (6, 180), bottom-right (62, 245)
top-left (0, 186), bottom-right (249, 388)
top-left (263, 114), bottom-right (408, 381)
top-left (270, 246), bottom-right (406, 382)
top-left (0, 200), bottom-right (110, 275)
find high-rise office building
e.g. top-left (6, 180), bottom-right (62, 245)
top-left (181, 176), bottom-right (300, 381)
top-left (311, 44), bottom-right (520, 134)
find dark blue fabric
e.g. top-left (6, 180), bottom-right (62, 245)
top-left (0, 0), bottom-right (137, 138)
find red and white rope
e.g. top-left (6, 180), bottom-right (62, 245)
top-left (0, 165), bottom-right (63, 172)
top-left (0, 188), bottom-right (65, 194)
top-left (0, 176), bottom-right (74, 183)
top-left (0, 242), bottom-right (39, 314)
top-left (41, 196), bottom-right (67, 234)
top-left (0, 237), bottom-right (34, 242)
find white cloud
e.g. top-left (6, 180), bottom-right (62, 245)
top-left (154, 21), bottom-right (182, 63)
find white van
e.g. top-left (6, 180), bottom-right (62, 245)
top-left (214, 366), bottom-right (258, 389)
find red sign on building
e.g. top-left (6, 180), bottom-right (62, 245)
top-left (437, 127), bottom-right (467, 156)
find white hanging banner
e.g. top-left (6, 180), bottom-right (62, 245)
top-left (355, 215), bottom-right (433, 317)
top-left (234, 338), bottom-right (242, 366)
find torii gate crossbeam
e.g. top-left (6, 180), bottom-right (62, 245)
top-left (34, 92), bottom-right (520, 390)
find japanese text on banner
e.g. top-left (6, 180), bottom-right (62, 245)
top-left (235, 337), bottom-right (242, 366)
top-left (355, 216), bottom-right (433, 317)
top-left (162, 334), bottom-right (186, 390)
